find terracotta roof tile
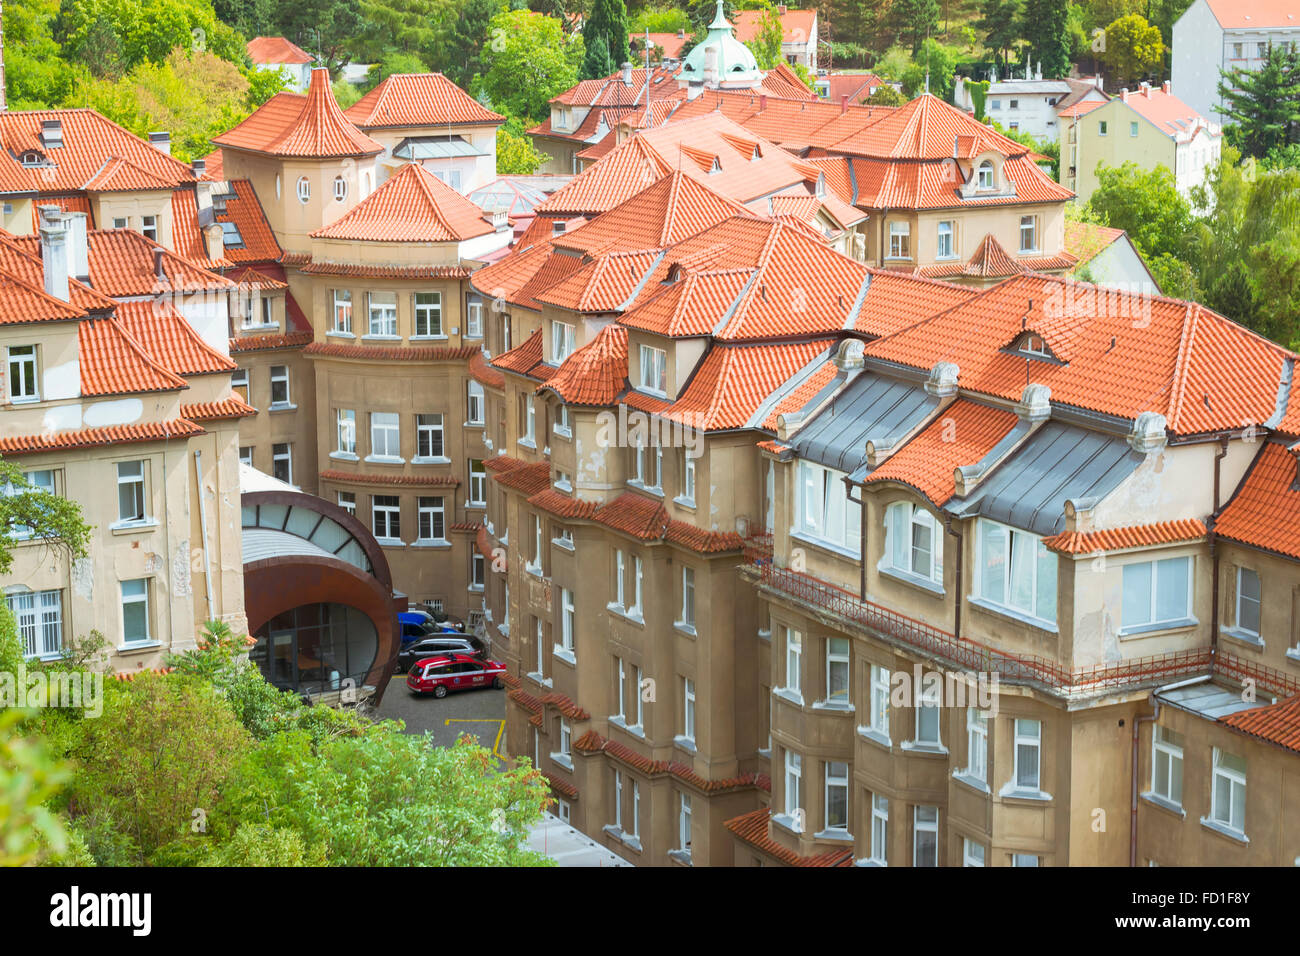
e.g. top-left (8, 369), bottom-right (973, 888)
top-left (1215, 443), bottom-right (1300, 560)
top-left (0, 419), bottom-right (204, 455)
top-left (541, 324), bottom-right (628, 405)
top-left (344, 72), bottom-right (503, 128)
top-left (1065, 220), bottom-right (1126, 266)
top-left (916, 233), bottom-right (1077, 280)
top-left (11, 228), bottom-right (234, 297)
top-left (113, 299), bottom-right (236, 376)
top-left (1218, 693), bottom-right (1300, 753)
top-left (78, 317), bottom-right (188, 395)
top-left (541, 772), bottom-right (579, 799)
top-left (179, 396), bottom-right (257, 421)
top-left (469, 349), bottom-right (505, 388)
top-left (216, 179), bottom-right (283, 263)
top-left (661, 340), bottom-right (828, 431)
top-left (492, 328), bottom-right (549, 378)
top-left (762, 359), bottom-right (838, 430)
top-left (733, 8), bottom-right (818, 46)
top-left (246, 36), bottom-right (313, 65)
top-left (318, 469), bottom-right (461, 487)
top-left (575, 730), bottom-right (770, 793)
top-left (229, 330), bottom-right (313, 352)
top-left (492, 461), bottom-right (551, 495)
top-left (302, 342), bottom-right (478, 362)
top-left (0, 270), bottom-right (87, 326)
top-left (525, 488), bottom-right (600, 519)
top-left (541, 692), bottom-right (590, 720)
top-left (82, 154), bottom-right (176, 192)
top-left (28, 195), bottom-right (94, 232)
top-left (213, 69), bottom-right (382, 158)
top-left (725, 807), bottom-right (854, 866)
top-left (297, 261), bottom-right (471, 279)
top-left (1044, 518), bottom-right (1207, 555)
top-left (483, 455), bottom-right (526, 473)
top-left (311, 162), bottom-right (493, 242)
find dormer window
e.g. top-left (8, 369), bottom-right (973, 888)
top-left (20, 151), bottom-right (44, 167)
top-left (977, 160), bottom-right (995, 189)
top-left (1008, 331), bottom-right (1061, 364)
top-left (1023, 333), bottom-right (1048, 356)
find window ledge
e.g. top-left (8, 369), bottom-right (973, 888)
top-left (361, 334), bottom-right (401, 342)
top-left (374, 538), bottom-right (405, 548)
top-left (552, 426), bottom-right (572, 440)
top-left (268, 403), bottom-right (298, 413)
top-left (1286, 647), bottom-right (1300, 665)
top-left (329, 451), bottom-right (359, 462)
top-left (240, 323), bottom-right (280, 333)
top-left (609, 716), bottom-right (646, 740)
top-left (757, 627), bottom-right (771, 643)
top-left (524, 563), bottom-right (545, 580)
top-left (773, 687), bottom-right (804, 708)
top-left (1220, 626), bottom-right (1264, 649)
top-left (1118, 617), bottom-right (1199, 639)
top-left (526, 671), bottom-right (552, 688)
top-left (857, 726), bottom-right (891, 751)
top-left (464, 421), bottom-right (485, 430)
top-left (326, 330), bottom-right (355, 339)
top-left (673, 734), bottom-right (697, 754)
top-left (117, 640), bottom-right (162, 655)
top-left (813, 829), bottom-right (854, 843)
top-left (672, 495), bottom-right (697, 511)
top-left (412, 540), bottom-right (451, 549)
top-left (1140, 791), bottom-right (1186, 818)
top-left (552, 646), bottom-right (576, 668)
top-left (998, 785), bottom-right (1053, 803)
top-left (1199, 816), bottom-right (1249, 845)
top-left (620, 834), bottom-right (643, 853)
top-left (900, 740), bottom-right (948, 756)
top-left (877, 563), bottom-right (945, 596)
top-left (467, 584), bottom-right (485, 593)
top-left (517, 437), bottom-right (537, 450)
top-left (758, 746), bottom-right (772, 760)
top-left (364, 455), bottom-right (405, 465)
top-left (410, 334), bottom-right (448, 342)
top-left (465, 502), bottom-right (486, 510)
top-left (550, 752), bottom-right (573, 771)
top-left (667, 849), bottom-right (693, 866)
top-left (673, 622), bottom-right (697, 638)
top-left (855, 857), bottom-right (887, 867)
top-left (966, 595), bottom-right (1059, 634)
top-left (953, 770), bottom-right (990, 794)
top-left (771, 813), bottom-right (804, 836)
top-left (110, 518), bottom-right (158, 535)
top-left (411, 456), bottom-right (451, 466)
top-left (551, 537), bottom-right (575, 552)
top-left (811, 699), bottom-right (854, 713)
top-left (554, 480), bottom-right (573, 493)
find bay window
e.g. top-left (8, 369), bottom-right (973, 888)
top-left (975, 519), bottom-right (1057, 626)
top-left (797, 460), bottom-right (861, 554)
top-left (883, 501), bottom-right (943, 586)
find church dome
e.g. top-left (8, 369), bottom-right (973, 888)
top-left (681, 0), bottom-right (763, 89)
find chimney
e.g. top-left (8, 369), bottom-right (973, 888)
top-left (1141, 81), bottom-right (1151, 98)
top-left (841, 93), bottom-right (849, 114)
top-left (1161, 80), bottom-right (1170, 95)
top-left (203, 222), bottom-right (224, 262)
top-left (39, 212), bottom-right (70, 302)
top-left (1121, 87), bottom-right (1129, 102)
top-left (66, 212), bottom-right (89, 281)
top-left (704, 45), bottom-right (719, 87)
top-left (192, 158), bottom-right (207, 179)
top-left (759, 93), bottom-right (768, 111)
top-left (148, 131), bottom-right (171, 155)
top-left (153, 248), bottom-right (166, 282)
top-left (40, 118), bottom-right (63, 148)
top-left (677, 29), bottom-right (685, 38)
top-left (622, 61), bottom-right (633, 86)
top-left (777, 3), bottom-right (787, 13)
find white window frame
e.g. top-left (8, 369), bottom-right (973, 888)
top-left (784, 627), bottom-right (802, 699)
top-left (887, 220), bottom-right (910, 259)
top-left (6, 589), bottom-right (63, 658)
top-left (551, 320), bottom-right (575, 362)
top-left (560, 587), bottom-right (575, 654)
top-left (681, 452), bottom-right (696, 504)
top-left (416, 496), bottom-right (446, 544)
top-left (628, 555), bottom-right (643, 618)
top-left (825, 637), bottom-right (849, 707)
top-left (883, 501), bottom-right (942, 586)
top-left (824, 760), bottom-right (849, 833)
top-left (1151, 724), bottom-right (1184, 808)
top-left (335, 409), bottom-right (357, 455)
top-left (372, 494), bottom-right (401, 542)
top-left (784, 750), bottom-right (802, 824)
top-left (868, 664), bottom-right (890, 739)
top-left (1208, 747), bottom-right (1246, 836)
top-left (1012, 718), bottom-right (1042, 793)
top-left (337, 491), bottom-right (356, 515)
top-left (682, 677), bottom-right (696, 744)
top-left (678, 793), bottom-right (692, 853)
top-left (466, 299), bottom-right (483, 338)
top-left (468, 459), bottom-right (486, 505)
top-left (369, 412), bottom-right (401, 460)
top-left (613, 549), bottom-right (625, 609)
top-left (1235, 566), bottom-right (1261, 637)
top-left (6, 345), bottom-right (39, 403)
top-left (912, 680), bottom-right (942, 749)
top-left (936, 220), bottom-right (955, 259)
top-left (963, 838), bottom-right (986, 867)
top-left (1019, 214), bottom-right (1038, 253)
top-left (965, 708), bottom-right (988, 784)
top-left (416, 413), bottom-right (445, 460)
top-left (977, 160), bottom-right (994, 188)
top-left (269, 365), bottom-right (291, 407)
top-left (272, 443), bottom-right (292, 485)
top-left (332, 289), bottom-right (353, 334)
top-left (796, 460), bottom-right (861, 555)
top-left (467, 381), bottom-right (485, 425)
top-left (639, 344), bottom-right (667, 395)
top-left (869, 793), bottom-right (888, 864)
top-left (613, 770), bottom-right (624, 829)
top-left (913, 805), bottom-right (939, 867)
top-left (120, 578), bottom-right (151, 645)
top-left (414, 291), bottom-right (443, 338)
top-left (679, 565), bottom-right (696, 629)
top-left (367, 291), bottom-right (398, 337)
top-left (296, 176), bottom-right (310, 203)
top-left (974, 519), bottom-right (1057, 627)
top-left (115, 460), bottom-right (146, 524)
top-left (1121, 556), bottom-right (1193, 633)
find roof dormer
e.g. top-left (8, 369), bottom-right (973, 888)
top-left (1004, 329), bottom-right (1065, 364)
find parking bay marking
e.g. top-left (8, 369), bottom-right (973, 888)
top-left (444, 718), bottom-right (506, 759)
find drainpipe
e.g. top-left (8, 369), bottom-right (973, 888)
top-left (878, 208), bottom-right (888, 267)
top-left (1210, 435), bottom-right (1229, 655)
top-left (945, 514), bottom-right (962, 637)
top-left (848, 482), bottom-right (867, 600)
top-left (1129, 675), bottom-right (1208, 866)
top-left (194, 449), bottom-right (215, 619)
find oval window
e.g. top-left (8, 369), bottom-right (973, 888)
top-left (333, 176), bottom-right (348, 202)
top-left (275, 174), bottom-right (282, 199)
top-left (296, 177), bottom-right (310, 203)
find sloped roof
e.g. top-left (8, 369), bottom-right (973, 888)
top-left (213, 69), bottom-right (383, 158)
top-left (1218, 693), bottom-right (1300, 753)
top-left (1065, 220), bottom-right (1126, 267)
top-left (311, 162), bottom-right (492, 242)
top-left (12, 228), bottom-right (233, 296)
top-left (831, 93), bottom-right (1028, 160)
top-left (78, 317), bottom-right (188, 395)
top-left (0, 419), bottom-right (204, 455)
top-left (1119, 85), bottom-right (1218, 142)
top-left (733, 7), bottom-right (817, 44)
top-left (113, 299), bottom-right (236, 376)
top-left (1215, 442), bottom-right (1300, 560)
top-left (540, 325), bottom-right (628, 406)
top-left (1203, 0), bottom-right (1300, 28)
top-left (631, 31), bottom-right (689, 59)
top-left (82, 155), bottom-right (177, 192)
top-left (659, 339), bottom-right (828, 431)
top-left (0, 270), bottom-right (87, 325)
top-left (917, 233), bottom-right (1077, 280)
top-left (344, 73), bottom-right (504, 128)
top-left (1044, 518), bottom-right (1207, 555)
top-left (247, 36), bottom-right (313, 65)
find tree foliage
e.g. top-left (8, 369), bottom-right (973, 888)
top-left (53, 0), bottom-right (247, 76)
top-left (976, 0), bottom-right (1023, 71)
top-left (1217, 44), bottom-right (1300, 159)
top-left (1099, 13), bottom-right (1164, 87)
top-left (581, 0), bottom-right (631, 79)
top-left (477, 9), bottom-right (582, 122)
top-left (0, 707), bottom-right (73, 866)
top-left (497, 118), bottom-right (551, 174)
top-left (742, 1), bottom-right (784, 71)
top-left (891, 0), bottom-right (941, 57)
top-left (1019, 0), bottom-right (1070, 78)
top-left (0, 459), bottom-right (92, 578)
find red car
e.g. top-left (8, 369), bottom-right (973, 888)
top-left (407, 652), bottom-right (507, 697)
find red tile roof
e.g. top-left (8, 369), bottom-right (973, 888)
top-left (864, 399), bottom-right (1019, 505)
top-left (303, 342), bottom-right (479, 362)
top-left (762, 359), bottom-right (837, 430)
top-left (1215, 442), bottom-right (1300, 561)
top-left (762, 61), bottom-right (819, 100)
top-left (0, 419), bottom-right (204, 455)
top-left (664, 89), bottom-right (895, 153)
top-left (215, 179), bottom-right (283, 263)
top-left (12, 228), bottom-right (234, 296)
top-left (213, 69), bottom-right (383, 158)
top-left (113, 299), bottom-right (236, 376)
top-left (862, 273), bottom-right (1293, 435)
top-left (631, 31), bottom-right (689, 59)
top-left (541, 324), bottom-right (628, 405)
top-left (1065, 220), bottom-right (1126, 267)
top-left (1118, 85), bottom-right (1218, 141)
top-left (468, 349), bottom-right (505, 388)
top-left (247, 36), bottom-right (313, 65)
top-left (1044, 518), bottom-right (1207, 555)
top-left (180, 396), bottom-right (257, 421)
top-left (492, 461), bottom-right (551, 496)
top-left (725, 807), bottom-right (855, 866)
top-left (311, 162), bottom-right (493, 242)
top-left (733, 7), bottom-right (817, 45)
top-left (0, 270), bottom-right (87, 326)
top-left (917, 233), bottom-right (1077, 280)
top-left (297, 261), bottom-right (472, 279)
top-left (832, 93), bottom-right (1026, 160)
top-left (344, 73), bottom-right (503, 128)
top-left (82, 154), bottom-right (177, 192)
top-left (1218, 693), bottom-right (1300, 753)
top-left (318, 469), bottom-right (461, 487)
top-left (229, 330), bottom-right (313, 352)
top-left (28, 195), bottom-right (94, 232)
top-left (660, 340), bottom-right (828, 431)
top-left (1203, 0), bottom-right (1300, 28)
top-left (820, 72), bottom-right (887, 104)
top-left (492, 328), bottom-right (550, 379)
top-left (574, 730), bottom-right (769, 793)
top-left (78, 317), bottom-right (188, 395)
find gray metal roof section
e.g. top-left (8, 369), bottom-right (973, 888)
top-left (392, 135), bottom-right (487, 160)
top-left (943, 421), bottom-right (1142, 536)
top-left (1157, 681), bottom-right (1265, 721)
top-left (242, 527), bottom-right (334, 564)
top-left (745, 343), bottom-right (837, 430)
top-left (790, 371), bottom-right (937, 474)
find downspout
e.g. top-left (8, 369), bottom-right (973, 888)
top-left (1210, 435), bottom-right (1229, 656)
top-left (945, 514), bottom-right (962, 638)
top-left (878, 208), bottom-right (888, 267)
top-left (848, 482), bottom-right (867, 600)
top-left (194, 449), bottom-right (215, 620)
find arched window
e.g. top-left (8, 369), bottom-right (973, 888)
top-left (977, 160), bottom-right (994, 189)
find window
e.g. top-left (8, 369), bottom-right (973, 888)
top-left (963, 839), bottom-right (986, 867)
top-left (1013, 718), bottom-right (1041, 791)
top-left (471, 552), bottom-right (485, 589)
top-left (966, 709), bottom-right (988, 783)
top-left (1021, 332), bottom-right (1049, 356)
top-left (231, 367), bottom-right (249, 404)
top-left (633, 664), bottom-right (644, 728)
top-left (1209, 748), bottom-right (1246, 834)
top-left (976, 519), bottom-right (1057, 625)
top-left (682, 453), bottom-right (696, 503)
top-left (913, 806), bottom-right (939, 867)
top-left (561, 588), bottom-right (575, 653)
top-left (825, 637), bottom-right (849, 705)
top-left (466, 381), bottom-right (485, 426)
top-left (869, 664), bottom-right (890, 738)
top-left (678, 793), bottom-right (692, 853)
top-left (1235, 567), bottom-right (1261, 636)
top-left (888, 220), bottom-right (910, 258)
top-left (613, 771), bottom-right (624, 829)
top-left (368, 292), bottom-right (398, 337)
top-left (990, 99), bottom-right (1001, 110)
top-left (116, 461), bottom-right (146, 523)
top-left (552, 320), bottom-right (575, 362)
top-left (272, 443), bottom-right (292, 484)
top-left (529, 514), bottom-right (544, 573)
top-left (333, 175), bottom-right (348, 202)
top-left (521, 394), bottom-right (535, 444)
top-left (785, 627), bottom-right (802, 697)
top-left (372, 495), bottom-right (400, 541)
top-left (560, 719), bottom-right (571, 758)
top-left (332, 290), bottom-right (353, 334)
top-left (682, 677), bottom-right (696, 743)
top-left (369, 412), bottom-right (401, 459)
top-left (1232, 42), bottom-right (1243, 58)
top-left (797, 461), bottom-right (862, 554)
top-left (628, 556), bottom-right (643, 617)
top-left (7, 345), bottom-right (39, 402)
top-left (1099, 120), bottom-right (1108, 136)
top-left (1019, 215), bottom-right (1038, 252)
top-left (639, 344), bottom-right (667, 394)
top-left (631, 781), bottom-right (641, 839)
top-left (416, 413), bottom-right (444, 459)
top-left (239, 446), bottom-right (253, 466)
top-left (614, 657), bottom-right (627, 719)
top-left (1008, 98), bottom-right (1019, 110)
top-left (141, 215), bottom-right (157, 241)
top-left (681, 566), bottom-right (696, 627)
top-left (8, 469), bottom-right (53, 540)
top-left (337, 491), bottom-right (356, 516)
top-left (467, 300), bottom-right (483, 338)
top-left (335, 409), bottom-right (356, 455)
top-left (784, 750), bottom-right (803, 824)
top-left (535, 617), bottom-right (545, 675)
top-left (414, 292), bottom-right (442, 337)
top-left (112, 216), bottom-right (128, 229)
top-left (555, 404), bottom-right (571, 436)
top-left (260, 296), bottom-right (275, 327)
top-left (120, 579), bottom-right (151, 644)
top-left (1257, 42), bottom-right (1267, 58)
top-left (1151, 725), bottom-right (1184, 807)
top-left (296, 176), bottom-right (310, 203)
top-left (270, 365), bottom-right (290, 407)
top-left (417, 497), bottom-right (445, 542)
top-left (557, 799), bottom-right (570, 823)
top-left (1130, 121), bottom-right (1139, 137)
top-left (7, 590), bottom-right (62, 658)
top-left (914, 680), bottom-right (941, 747)
top-left (501, 314), bottom-right (512, 352)
top-left (936, 220), bottom-right (954, 259)
top-left (468, 459), bottom-right (486, 505)
top-left (1012, 854), bottom-right (1039, 867)
top-left (870, 794), bottom-right (888, 864)
top-left (1122, 556), bottom-right (1192, 631)
top-left (824, 761), bottom-right (849, 832)
top-left (884, 501), bottom-right (942, 584)
top-left (977, 160), bottom-right (994, 188)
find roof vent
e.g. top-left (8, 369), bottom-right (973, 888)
top-left (40, 119), bottom-right (63, 149)
top-left (148, 131), bottom-right (171, 155)
top-left (925, 361), bottom-right (959, 397)
top-left (1128, 411), bottom-right (1168, 454)
top-left (192, 158), bottom-right (207, 178)
top-left (1016, 383), bottom-right (1052, 422)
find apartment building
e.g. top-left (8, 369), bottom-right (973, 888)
top-left (2, 207), bottom-right (247, 671)
top-left (733, 5), bottom-right (819, 69)
top-left (1172, 0), bottom-right (1300, 128)
top-left (1060, 82), bottom-right (1222, 204)
top-left (953, 70), bottom-right (1108, 143)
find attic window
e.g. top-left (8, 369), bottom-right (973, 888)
top-left (552, 221), bottom-right (566, 236)
top-left (20, 151), bottom-right (45, 167)
top-left (731, 64), bottom-right (746, 72)
top-left (1022, 333), bottom-right (1048, 356)
top-left (977, 160), bottom-right (994, 189)
top-left (220, 221), bottom-right (245, 248)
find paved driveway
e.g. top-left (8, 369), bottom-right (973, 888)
top-left (376, 674), bottom-right (507, 754)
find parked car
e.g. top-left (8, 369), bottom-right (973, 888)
top-left (406, 653), bottom-right (507, 697)
top-left (398, 610), bottom-right (466, 644)
top-left (396, 634), bottom-right (484, 672)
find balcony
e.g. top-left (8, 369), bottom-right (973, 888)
top-left (741, 536), bottom-right (1300, 700)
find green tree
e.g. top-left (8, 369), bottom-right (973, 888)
top-left (477, 9), bottom-right (582, 122)
top-left (976, 0), bottom-right (1023, 72)
top-left (742, 1), bottom-right (784, 70)
top-left (275, 0), bottom-right (363, 72)
top-left (1216, 44), bottom-right (1300, 158)
top-left (891, 0), bottom-right (940, 57)
top-left (1147, 0), bottom-right (1195, 48)
top-left (993, 120), bottom-right (1059, 179)
top-left (443, 0), bottom-right (499, 87)
top-left (354, 0), bottom-right (450, 62)
top-left (629, 5), bottom-right (691, 33)
top-left (900, 38), bottom-right (959, 101)
top-left (3, 0), bottom-right (90, 108)
top-left (0, 459), bottom-right (92, 578)
top-left (54, 0), bottom-right (247, 74)
top-left (581, 0), bottom-right (631, 79)
top-left (864, 84), bottom-right (907, 106)
top-left (0, 707), bottom-right (73, 866)
top-left (1020, 0), bottom-right (1070, 78)
top-left (1085, 161), bottom-right (1193, 263)
top-left (498, 118), bottom-right (551, 173)
top-left (1099, 14), bottom-right (1164, 87)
